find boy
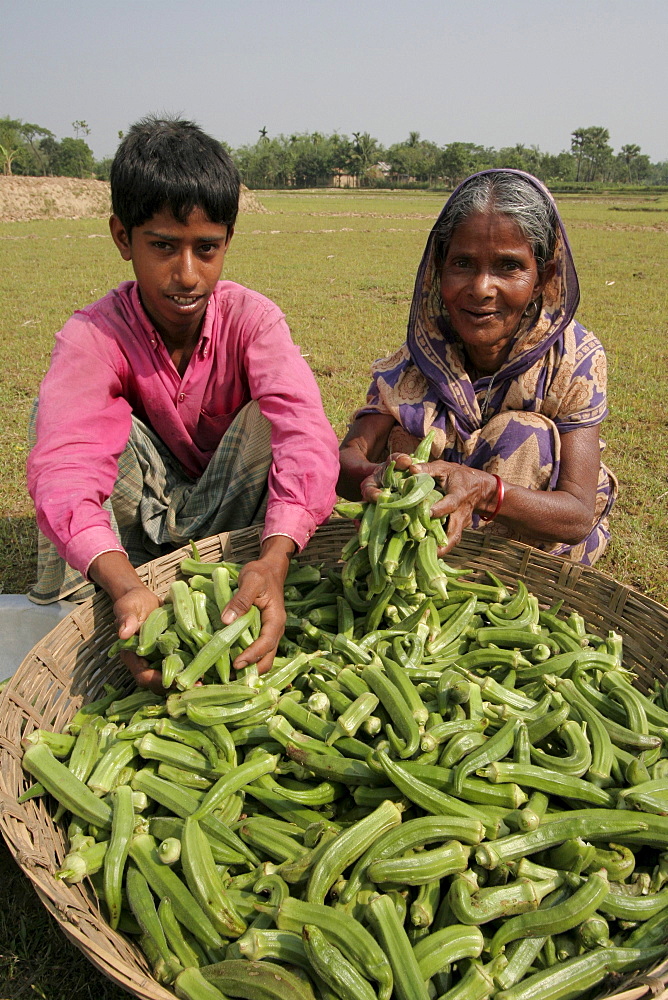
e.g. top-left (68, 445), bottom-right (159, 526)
top-left (27, 116), bottom-right (339, 687)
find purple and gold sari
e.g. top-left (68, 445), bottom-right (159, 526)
top-left (356, 170), bottom-right (617, 565)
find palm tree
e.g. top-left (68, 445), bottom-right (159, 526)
top-left (351, 131), bottom-right (379, 186)
top-left (570, 128), bottom-right (587, 182)
top-left (621, 143), bottom-right (641, 183)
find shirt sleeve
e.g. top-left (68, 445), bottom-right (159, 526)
top-left (240, 303), bottom-right (340, 551)
top-left (26, 313), bottom-right (131, 577)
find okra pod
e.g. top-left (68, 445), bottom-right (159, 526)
top-left (125, 864), bottom-right (183, 984)
top-left (366, 892), bottom-right (431, 1000)
top-left (302, 923), bottom-right (377, 1000)
top-left (451, 717), bottom-right (519, 794)
top-left (306, 799), bottom-right (402, 904)
top-left (341, 814), bottom-right (484, 904)
top-left (103, 783), bottom-right (134, 928)
top-left (413, 924), bottom-right (484, 980)
top-left (375, 750), bottom-right (499, 838)
top-left (449, 872), bottom-right (560, 925)
top-left (130, 768), bottom-right (257, 864)
top-left (128, 833), bottom-right (225, 952)
top-left (56, 838), bottom-right (109, 882)
top-left (478, 762), bottom-right (614, 807)
top-left (367, 838), bottom-right (470, 884)
top-left (173, 967), bottom-right (226, 1000)
top-left (180, 816), bottom-right (247, 937)
top-left (476, 810), bottom-right (647, 869)
top-left (158, 896), bottom-right (203, 970)
top-left (489, 869), bottom-right (610, 956)
top-left (495, 946), bottom-right (665, 1000)
top-left (191, 749), bottom-right (278, 820)
top-left (22, 743), bottom-right (112, 829)
top-left (174, 608), bottom-right (260, 690)
top-left (270, 896), bottom-right (393, 999)
top-left (200, 958), bottom-right (316, 1000)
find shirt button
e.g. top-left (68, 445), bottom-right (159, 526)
top-left (203, 348), bottom-right (208, 357)
top-left (178, 393), bottom-right (185, 402)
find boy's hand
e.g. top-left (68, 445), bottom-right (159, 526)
top-left (114, 585), bottom-right (161, 643)
top-left (114, 585), bottom-right (164, 693)
top-left (88, 551), bottom-right (164, 692)
top-left (220, 535), bottom-right (295, 675)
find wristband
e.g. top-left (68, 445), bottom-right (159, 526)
top-left (479, 474), bottom-right (505, 522)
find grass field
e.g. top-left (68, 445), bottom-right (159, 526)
top-left (1, 187), bottom-right (667, 997)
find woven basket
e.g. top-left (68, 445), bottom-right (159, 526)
top-left (2, 520), bottom-right (668, 1000)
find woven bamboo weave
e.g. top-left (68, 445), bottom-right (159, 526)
top-left (2, 520), bottom-right (668, 1000)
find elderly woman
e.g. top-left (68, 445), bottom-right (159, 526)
top-left (338, 169), bottom-right (617, 565)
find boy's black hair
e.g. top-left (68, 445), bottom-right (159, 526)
top-left (110, 116), bottom-right (240, 234)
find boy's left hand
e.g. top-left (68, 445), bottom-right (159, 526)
top-left (220, 535), bottom-right (295, 674)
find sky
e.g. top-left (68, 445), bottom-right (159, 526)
top-left (2, 0), bottom-right (668, 162)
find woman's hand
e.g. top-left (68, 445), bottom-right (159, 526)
top-left (406, 459), bottom-right (499, 553)
top-left (220, 535), bottom-right (295, 675)
top-left (88, 550), bottom-right (164, 692)
top-left (338, 413), bottom-right (397, 501)
top-left (357, 450), bottom-right (498, 554)
top-left (359, 451), bottom-right (416, 503)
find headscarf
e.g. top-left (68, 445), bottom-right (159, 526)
top-left (359, 170), bottom-right (607, 460)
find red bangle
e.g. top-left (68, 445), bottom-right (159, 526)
top-left (479, 474), bottom-right (505, 522)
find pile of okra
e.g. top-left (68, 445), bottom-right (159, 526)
top-left (20, 435), bottom-right (668, 1000)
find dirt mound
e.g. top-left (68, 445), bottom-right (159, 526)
top-left (239, 186), bottom-right (267, 214)
top-left (0, 176), bottom-right (111, 222)
top-left (0, 176), bottom-right (266, 222)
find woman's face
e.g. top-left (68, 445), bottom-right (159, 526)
top-left (439, 211), bottom-right (548, 371)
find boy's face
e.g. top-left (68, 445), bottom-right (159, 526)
top-left (109, 206), bottom-right (233, 345)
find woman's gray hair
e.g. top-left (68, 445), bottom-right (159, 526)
top-left (434, 172), bottom-right (558, 271)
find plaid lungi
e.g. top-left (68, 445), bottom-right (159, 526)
top-left (27, 400), bottom-right (272, 604)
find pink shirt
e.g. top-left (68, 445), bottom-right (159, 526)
top-left (27, 280), bottom-right (339, 577)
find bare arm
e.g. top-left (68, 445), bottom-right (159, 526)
top-left (338, 414), bottom-right (601, 554)
top-left (427, 424), bottom-right (601, 552)
top-left (494, 423), bottom-right (600, 542)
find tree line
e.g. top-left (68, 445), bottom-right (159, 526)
top-left (2, 117), bottom-right (667, 188)
top-left (0, 118), bottom-right (96, 180)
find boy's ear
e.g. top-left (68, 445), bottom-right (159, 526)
top-left (109, 214), bottom-right (133, 261)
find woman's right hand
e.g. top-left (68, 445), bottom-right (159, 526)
top-left (337, 413), bottom-right (398, 502)
top-left (359, 451), bottom-right (417, 503)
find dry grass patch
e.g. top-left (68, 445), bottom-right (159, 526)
top-left (0, 177), bottom-right (266, 223)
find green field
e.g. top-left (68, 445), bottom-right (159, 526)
top-left (1, 187), bottom-right (668, 997)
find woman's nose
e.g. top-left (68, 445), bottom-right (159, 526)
top-left (470, 268), bottom-right (494, 298)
